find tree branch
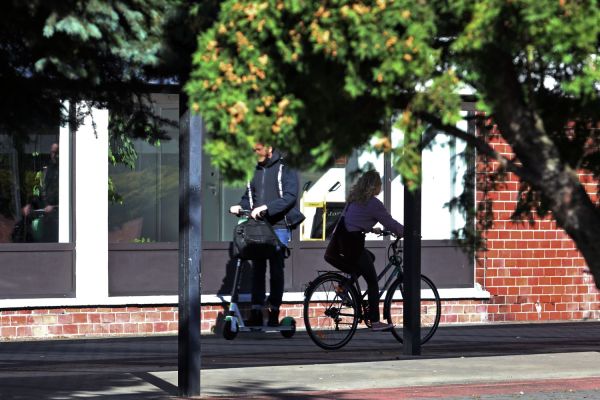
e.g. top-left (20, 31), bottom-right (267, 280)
top-left (416, 112), bottom-right (539, 184)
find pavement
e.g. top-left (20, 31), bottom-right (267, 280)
top-left (1, 321), bottom-right (600, 399)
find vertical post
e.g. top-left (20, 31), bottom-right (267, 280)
top-left (178, 104), bottom-right (202, 396)
top-left (403, 175), bottom-right (422, 355)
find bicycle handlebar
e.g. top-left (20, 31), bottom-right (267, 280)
top-left (234, 209), bottom-right (266, 218)
top-left (377, 230), bottom-right (403, 254)
top-left (379, 230), bottom-right (401, 239)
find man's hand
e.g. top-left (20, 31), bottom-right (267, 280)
top-left (251, 205), bottom-right (268, 219)
top-left (229, 205), bottom-right (242, 215)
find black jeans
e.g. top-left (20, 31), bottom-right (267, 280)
top-left (251, 228), bottom-right (290, 308)
top-left (356, 249), bottom-right (381, 323)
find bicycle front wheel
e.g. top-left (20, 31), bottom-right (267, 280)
top-left (383, 274), bottom-right (441, 345)
top-left (303, 273), bottom-right (359, 350)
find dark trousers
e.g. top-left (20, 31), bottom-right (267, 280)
top-left (251, 228), bottom-right (290, 308)
top-left (251, 251), bottom-right (285, 308)
top-left (356, 249), bottom-right (381, 323)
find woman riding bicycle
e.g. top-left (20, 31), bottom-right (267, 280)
top-left (328, 170), bottom-right (405, 331)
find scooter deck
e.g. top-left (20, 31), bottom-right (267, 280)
top-left (238, 325), bottom-right (295, 332)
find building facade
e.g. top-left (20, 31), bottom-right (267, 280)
top-left (0, 95), bottom-right (598, 340)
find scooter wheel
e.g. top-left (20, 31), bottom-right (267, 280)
top-left (280, 317), bottom-right (296, 339)
top-left (223, 320), bottom-right (238, 340)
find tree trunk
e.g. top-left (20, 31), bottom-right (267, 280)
top-left (481, 49), bottom-right (600, 288)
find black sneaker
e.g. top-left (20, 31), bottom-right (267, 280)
top-left (246, 309), bottom-right (263, 326)
top-left (267, 309), bottom-right (280, 327)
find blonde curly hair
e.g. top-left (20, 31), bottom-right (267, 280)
top-left (347, 170), bottom-right (382, 205)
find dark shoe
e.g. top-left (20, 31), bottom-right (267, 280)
top-left (267, 309), bottom-right (280, 327)
top-left (371, 321), bottom-right (393, 332)
top-left (246, 309), bottom-right (263, 326)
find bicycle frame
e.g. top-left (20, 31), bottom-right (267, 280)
top-left (351, 240), bottom-right (403, 306)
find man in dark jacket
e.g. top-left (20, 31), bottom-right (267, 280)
top-left (229, 143), bottom-right (303, 326)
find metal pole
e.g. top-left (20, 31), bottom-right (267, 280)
top-left (178, 104), bottom-right (203, 396)
top-left (403, 178), bottom-right (422, 355)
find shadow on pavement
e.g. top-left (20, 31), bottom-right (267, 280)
top-left (0, 372), bottom-right (173, 400)
top-left (0, 322), bottom-right (599, 398)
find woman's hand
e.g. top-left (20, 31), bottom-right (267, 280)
top-left (371, 227), bottom-right (383, 235)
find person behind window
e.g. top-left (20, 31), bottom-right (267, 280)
top-left (342, 170), bottom-right (404, 331)
top-left (229, 143), bottom-right (304, 327)
top-left (19, 142), bottom-right (59, 242)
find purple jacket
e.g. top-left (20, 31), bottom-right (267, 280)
top-left (344, 197), bottom-right (404, 236)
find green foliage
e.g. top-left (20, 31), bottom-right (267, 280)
top-left (133, 237), bottom-right (155, 243)
top-left (0, 0), bottom-right (181, 138)
top-left (187, 0), bottom-right (463, 184)
top-left (187, 0), bottom-right (600, 180)
top-left (188, 0), bottom-right (600, 246)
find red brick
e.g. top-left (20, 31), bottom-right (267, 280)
top-left (160, 312), bottom-right (175, 321)
top-left (62, 325), bottom-right (78, 335)
top-left (1, 327), bottom-right (16, 336)
top-left (93, 324), bottom-right (109, 334)
top-left (72, 313), bottom-right (88, 323)
top-left (100, 314), bottom-right (116, 323)
top-left (58, 314), bottom-right (73, 324)
top-left (110, 324), bottom-right (124, 334)
top-left (145, 312), bottom-right (161, 322)
top-left (130, 313), bottom-right (145, 322)
top-left (139, 323), bottom-right (154, 333)
top-left (47, 325), bottom-right (63, 335)
top-left (153, 322), bottom-right (168, 332)
top-left (124, 324), bottom-right (139, 334)
top-left (78, 324), bottom-right (94, 335)
top-left (10, 316), bottom-right (29, 325)
top-left (88, 314), bottom-right (101, 323)
top-left (16, 326), bottom-right (32, 337)
top-left (115, 313), bottom-right (131, 323)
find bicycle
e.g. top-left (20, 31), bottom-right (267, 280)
top-left (303, 232), bottom-right (441, 350)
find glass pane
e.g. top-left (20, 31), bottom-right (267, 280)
top-left (299, 162), bottom-right (347, 241)
top-left (108, 94), bottom-right (179, 243)
top-left (0, 123), bottom-right (66, 243)
top-left (299, 144), bottom-right (385, 241)
top-left (391, 123), bottom-right (469, 240)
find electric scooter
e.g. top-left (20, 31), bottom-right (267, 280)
top-left (222, 211), bottom-right (296, 340)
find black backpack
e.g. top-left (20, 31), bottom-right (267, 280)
top-left (232, 218), bottom-right (285, 260)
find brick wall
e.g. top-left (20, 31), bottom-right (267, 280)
top-left (0, 305), bottom-right (305, 340)
top-left (0, 307), bottom-right (179, 339)
top-left (474, 132), bottom-right (600, 323)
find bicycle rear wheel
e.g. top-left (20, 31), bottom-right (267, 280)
top-left (303, 273), bottom-right (359, 350)
top-left (383, 275), bottom-right (441, 345)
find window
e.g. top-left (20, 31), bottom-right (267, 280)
top-left (108, 94), bottom-right (179, 243)
top-left (391, 123), bottom-right (470, 240)
top-left (0, 113), bottom-right (70, 244)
